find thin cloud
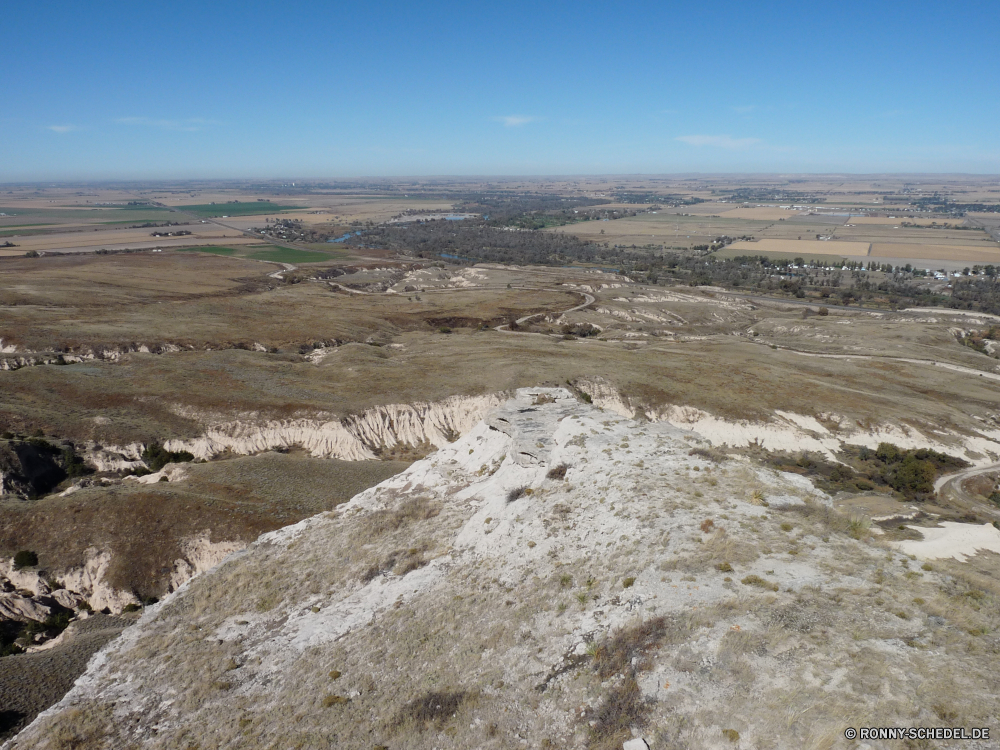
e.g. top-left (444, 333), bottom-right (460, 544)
top-left (46, 125), bottom-right (78, 133)
top-left (495, 115), bottom-right (537, 127)
top-left (676, 134), bottom-right (761, 149)
top-left (732, 105), bottom-right (756, 114)
top-left (115, 117), bottom-right (217, 131)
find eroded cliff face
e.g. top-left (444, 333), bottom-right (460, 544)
top-left (86, 393), bottom-right (507, 467)
top-left (574, 376), bottom-right (1000, 466)
top-left (3, 395), bottom-right (505, 626)
top-left (0, 536), bottom-right (244, 625)
top-left (0, 443), bottom-right (68, 498)
top-left (15, 388), bottom-right (998, 750)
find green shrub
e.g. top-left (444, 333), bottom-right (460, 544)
top-left (622, 577), bottom-right (636, 589)
top-left (61, 446), bottom-right (93, 477)
top-left (13, 550), bottom-right (38, 570)
top-left (141, 442), bottom-right (194, 472)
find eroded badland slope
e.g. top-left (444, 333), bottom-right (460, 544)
top-left (11, 389), bottom-right (1000, 750)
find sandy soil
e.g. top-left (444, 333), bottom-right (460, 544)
top-left (893, 522), bottom-right (1000, 561)
top-left (725, 239), bottom-right (871, 256)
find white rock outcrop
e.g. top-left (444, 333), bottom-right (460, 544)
top-left (159, 393), bottom-right (505, 462)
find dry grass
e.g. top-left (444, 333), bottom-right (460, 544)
top-left (0, 453), bottom-right (409, 598)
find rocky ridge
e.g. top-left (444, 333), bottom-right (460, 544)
top-left (11, 388), bottom-right (999, 749)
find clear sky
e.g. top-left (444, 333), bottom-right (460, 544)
top-left (4, 0), bottom-right (999, 180)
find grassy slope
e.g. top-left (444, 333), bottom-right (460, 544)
top-left (0, 453), bottom-right (410, 599)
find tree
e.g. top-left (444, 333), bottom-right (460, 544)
top-left (13, 550), bottom-right (38, 570)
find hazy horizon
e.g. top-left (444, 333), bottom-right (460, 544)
top-left (5, 0), bottom-right (999, 180)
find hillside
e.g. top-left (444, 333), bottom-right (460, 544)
top-left (9, 389), bottom-right (1000, 749)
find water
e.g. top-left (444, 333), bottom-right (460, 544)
top-left (328, 231), bottom-right (362, 243)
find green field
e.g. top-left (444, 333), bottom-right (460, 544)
top-left (174, 202), bottom-right (301, 218)
top-left (0, 207), bottom-right (172, 224)
top-left (174, 245), bottom-right (334, 263)
top-left (174, 246), bottom-right (239, 256)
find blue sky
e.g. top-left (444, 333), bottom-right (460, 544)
top-left (4, 0), bottom-right (999, 179)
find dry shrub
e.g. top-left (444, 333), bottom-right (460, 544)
top-left (741, 575), bottom-right (779, 592)
top-left (593, 617), bottom-right (669, 678)
top-left (390, 690), bottom-right (472, 732)
top-left (717, 628), bottom-right (767, 660)
top-left (546, 463), bottom-right (569, 480)
top-left (688, 446), bottom-right (727, 463)
top-left (360, 543), bottom-right (431, 583)
top-left (366, 497), bottom-right (441, 536)
top-left (506, 486), bottom-right (528, 503)
top-left (588, 677), bottom-right (649, 750)
top-left (551, 503), bottom-right (572, 519)
top-left (37, 704), bottom-right (114, 750)
top-left (700, 519), bottom-right (715, 534)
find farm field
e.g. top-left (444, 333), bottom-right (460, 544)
top-left (175, 245), bottom-right (339, 263)
top-left (173, 202), bottom-right (302, 218)
top-left (718, 206), bottom-right (803, 220)
top-left (848, 216), bottom-right (968, 227)
top-left (3, 225), bottom-right (260, 255)
top-left (0, 207), bottom-right (173, 228)
top-left (869, 242), bottom-right (1000, 262)
top-left (722, 238), bottom-right (871, 258)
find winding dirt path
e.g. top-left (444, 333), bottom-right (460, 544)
top-left (935, 462), bottom-right (1000, 520)
top-left (495, 291), bottom-right (595, 333)
top-left (751, 341), bottom-right (1000, 382)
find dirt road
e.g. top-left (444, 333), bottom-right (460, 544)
top-left (935, 462), bottom-right (1000, 521)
